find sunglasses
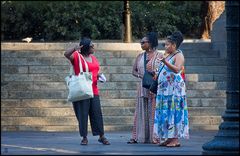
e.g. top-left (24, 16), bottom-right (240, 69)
top-left (140, 41), bottom-right (149, 45)
top-left (89, 44), bottom-right (94, 48)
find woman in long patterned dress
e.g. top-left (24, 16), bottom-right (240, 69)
top-left (153, 31), bottom-right (189, 147)
top-left (128, 32), bottom-right (163, 144)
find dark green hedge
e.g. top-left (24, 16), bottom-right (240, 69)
top-left (1, 1), bottom-right (202, 41)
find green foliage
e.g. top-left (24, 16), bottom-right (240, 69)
top-left (1, 1), bottom-right (202, 41)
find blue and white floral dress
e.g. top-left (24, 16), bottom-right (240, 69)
top-left (153, 53), bottom-right (189, 142)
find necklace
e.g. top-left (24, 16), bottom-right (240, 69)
top-left (146, 50), bottom-right (155, 60)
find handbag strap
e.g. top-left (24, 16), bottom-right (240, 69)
top-left (156, 51), bottom-right (180, 79)
top-left (144, 52), bottom-right (147, 72)
top-left (77, 52), bottom-right (89, 72)
top-left (69, 52), bottom-right (90, 75)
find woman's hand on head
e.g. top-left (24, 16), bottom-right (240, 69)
top-left (74, 45), bottom-right (83, 51)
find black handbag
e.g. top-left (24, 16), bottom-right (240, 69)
top-left (142, 71), bottom-right (154, 89)
top-left (149, 66), bottom-right (163, 94)
top-left (142, 53), bottom-right (155, 89)
top-left (149, 78), bottom-right (158, 94)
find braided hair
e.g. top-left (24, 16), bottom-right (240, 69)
top-left (146, 32), bottom-right (158, 50)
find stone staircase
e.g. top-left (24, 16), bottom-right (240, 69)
top-left (1, 41), bottom-right (226, 131)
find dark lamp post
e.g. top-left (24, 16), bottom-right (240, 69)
top-left (202, 1), bottom-right (239, 155)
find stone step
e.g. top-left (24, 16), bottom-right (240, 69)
top-left (1, 124), bottom-right (220, 131)
top-left (2, 88), bottom-right (227, 99)
top-left (2, 56), bottom-right (226, 75)
top-left (2, 56), bottom-right (226, 69)
top-left (1, 125), bottom-right (133, 132)
top-left (185, 74), bottom-right (227, 82)
top-left (188, 107), bottom-right (225, 116)
top-left (0, 99), bottom-right (135, 108)
top-left (0, 98), bottom-right (226, 108)
top-left (99, 82), bottom-right (227, 90)
top-left (1, 81), bottom-right (226, 92)
top-left (189, 116), bottom-right (223, 125)
top-left (174, 42), bottom-right (212, 50)
top-left (187, 98), bottom-right (226, 107)
top-left (185, 82), bottom-right (226, 90)
top-left (1, 72), bottom-right (226, 83)
top-left (2, 49), bottom-right (220, 59)
top-left (94, 88), bottom-right (215, 98)
top-left (1, 50), bottom-right (66, 58)
top-left (185, 66), bottom-right (227, 74)
top-left (189, 125), bottom-right (220, 130)
top-left (1, 106), bottom-right (225, 117)
top-left (0, 108), bottom-right (134, 117)
top-left (186, 90), bottom-right (226, 98)
top-left (0, 115), bottom-right (223, 131)
top-left (185, 58), bottom-right (226, 66)
top-left (1, 89), bottom-right (226, 99)
top-left (1, 72), bottom-right (227, 84)
top-left (0, 116), bottom-right (133, 126)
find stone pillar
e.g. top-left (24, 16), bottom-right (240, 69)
top-left (202, 1), bottom-right (239, 155)
top-left (123, 0), bottom-right (132, 43)
top-left (211, 11), bottom-right (227, 58)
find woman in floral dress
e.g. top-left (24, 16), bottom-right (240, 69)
top-left (153, 31), bottom-right (189, 147)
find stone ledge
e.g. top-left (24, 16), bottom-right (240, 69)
top-left (1, 40), bottom-right (211, 51)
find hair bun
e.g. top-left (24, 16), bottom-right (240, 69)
top-left (168, 31), bottom-right (183, 48)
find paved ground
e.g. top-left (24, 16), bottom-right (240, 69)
top-left (1, 130), bottom-right (217, 155)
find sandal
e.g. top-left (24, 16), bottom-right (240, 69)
top-left (158, 139), bottom-right (170, 146)
top-left (81, 138), bottom-right (88, 145)
top-left (166, 142), bottom-right (181, 147)
top-left (127, 139), bottom-right (138, 144)
top-left (98, 137), bottom-right (110, 145)
top-left (159, 141), bottom-right (169, 146)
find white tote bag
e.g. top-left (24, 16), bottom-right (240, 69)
top-left (65, 53), bottom-right (94, 102)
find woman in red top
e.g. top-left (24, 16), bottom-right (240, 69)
top-left (64, 37), bottom-right (110, 145)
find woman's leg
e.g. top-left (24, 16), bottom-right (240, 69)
top-left (88, 95), bottom-right (110, 145)
top-left (73, 100), bottom-right (90, 138)
top-left (88, 95), bottom-right (104, 136)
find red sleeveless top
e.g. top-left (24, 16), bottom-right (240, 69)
top-left (71, 51), bottom-right (100, 95)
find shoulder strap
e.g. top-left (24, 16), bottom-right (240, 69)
top-left (77, 52), bottom-right (89, 73)
top-left (156, 51), bottom-right (180, 78)
top-left (144, 52), bottom-right (147, 72)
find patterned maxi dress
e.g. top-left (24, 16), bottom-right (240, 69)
top-left (131, 51), bottom-right (162, 143)
top-left (153, 53), bottom-right (189, 142)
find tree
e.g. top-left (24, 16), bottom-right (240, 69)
top-left (199, 1), bottom-right (225, 39)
